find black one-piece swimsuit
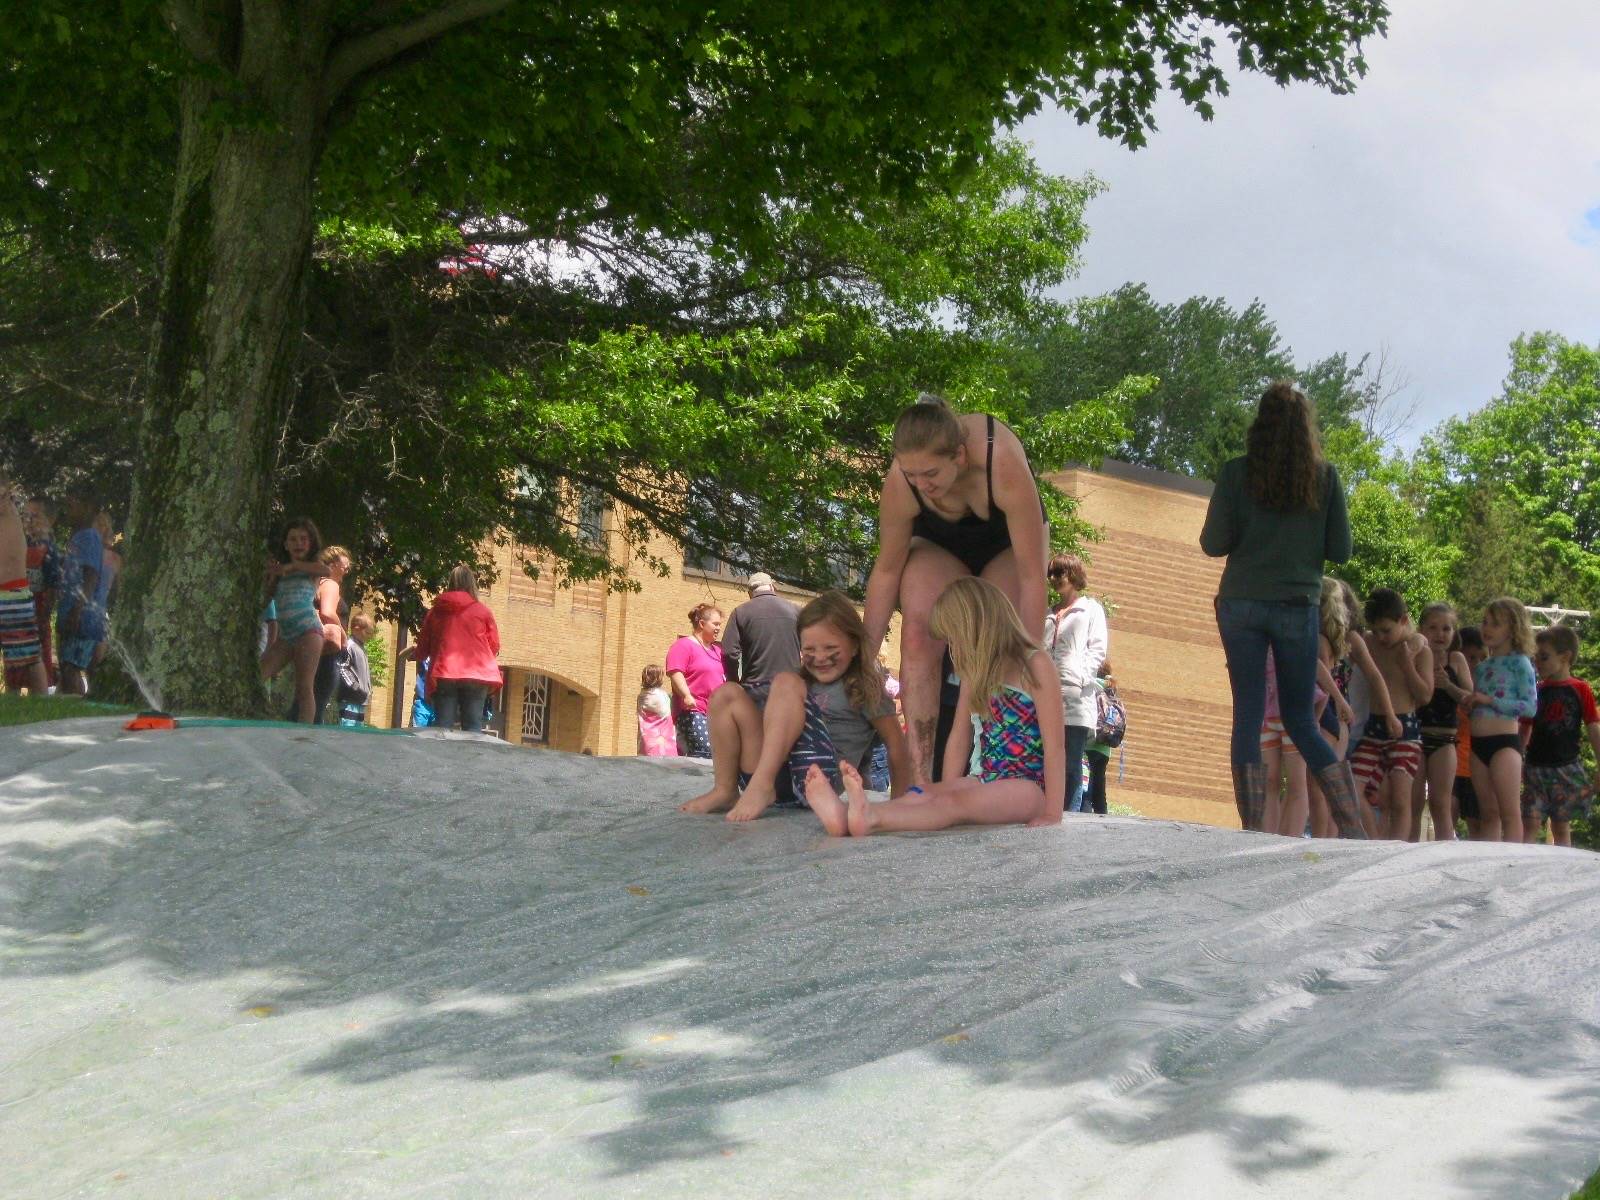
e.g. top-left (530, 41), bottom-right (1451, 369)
top-left (908, 414), bottom-right (1040, 575)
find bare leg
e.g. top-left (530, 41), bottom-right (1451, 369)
top-left (727, 673), bottom-right (807, 822)
top-left (1307, 777), bottom-right (1335, 838)
top-left (291, 630), bottom-right (322, 723)
top-left (896, 543), bottom-right (969, 785)
top-left (1381, 769), bottom-right (1412, 840)
top-left (1358, 790), bottom-right (1381, 838)
top-left (1407, 769), bottom-right (1427, 842)
top-left (260, 638), bottom-right (293, 681)
top-left (1523, 814), bottom-right (1542, 844)
top-left (1276, 752), bottom-right (1309, 837)
top-left (1424, 747), bottom-right (1456, 841)
top-left (1469, 754), bottom-right (1501, 841)
top-left (1489, 748), bottom-right (1523, 844)
top-left (1261, 740), bottom-right (1284, 834)
top-left (1551, 819), bottom-right (1572, 848)
top-left (682, 683), bottom-right (761, 813)
top-left (855, 775), bottom-right (1045, 835)
top-left (804, 764), bottom-right (851, 837)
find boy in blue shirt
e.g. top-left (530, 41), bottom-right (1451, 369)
top-left (56, 492), bottom-right (105, 696)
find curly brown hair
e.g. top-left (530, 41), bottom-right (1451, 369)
top-left (1245, 380), bottom-right (1324, 512)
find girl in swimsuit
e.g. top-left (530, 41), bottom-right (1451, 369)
top-left (1409, 602), bottom-right (1471, 842)
top-left (806, 576), bottom-right (1064, 836)
top-left (861, 394), bottom-right (1049, 786)
top-left (260, 517), bottom-right (331, 723)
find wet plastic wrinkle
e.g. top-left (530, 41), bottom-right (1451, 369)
top-left (0, 718), bottom-right (1598, 1199)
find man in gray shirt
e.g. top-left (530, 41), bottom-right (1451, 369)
top-left (722, 572), bottom-right (800, 685)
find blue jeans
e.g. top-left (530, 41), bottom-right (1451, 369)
top-left (1216, 597), bottom-right (1336, 774)
top-left (1064, 724), bottom-right (1091, 813)
top-left (433, 681), bottom-right (489, 732)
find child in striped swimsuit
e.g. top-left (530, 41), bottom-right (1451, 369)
top-left (805, 576), bottom-right (1065, 837)
top-left (0, 482), bottom-right (48, 694)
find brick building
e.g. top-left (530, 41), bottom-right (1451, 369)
top-left (366, 460), bottom-right (1233, 827)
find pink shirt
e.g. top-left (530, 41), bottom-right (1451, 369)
top-left (665, 635), bottom-right (726, 717)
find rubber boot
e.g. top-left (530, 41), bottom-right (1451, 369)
top-left (1312, 759), bottom-right (1369, 840)
top-left (1231, 762), bottom-right (1269, 832)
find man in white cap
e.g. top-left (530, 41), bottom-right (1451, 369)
top-left (721, 571), bottom-right (800, 687)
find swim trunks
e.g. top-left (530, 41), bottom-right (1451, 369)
top-left (1521, 761), bottom-right (1594, 823)
top-left (0, 580), bottom-right (41, 667)
top-left (1350, 711), bottom-right (1423, 801)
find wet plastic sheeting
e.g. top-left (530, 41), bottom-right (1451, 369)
top-left (2, 719), bottom-right (1598, 1199)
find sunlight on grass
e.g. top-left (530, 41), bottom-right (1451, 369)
top-left (0, 695), bottom-right (136, 726)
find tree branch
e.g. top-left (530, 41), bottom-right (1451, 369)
top-left (322, 0), bottom-right (513, 109)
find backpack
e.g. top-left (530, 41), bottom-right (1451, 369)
top-left (1095, 684), bottom-right (1127, 748)
top-left (335, 644), bottom-right (370, 703)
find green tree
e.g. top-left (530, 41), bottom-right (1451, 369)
top-left (1026, 284), bottom-right (1295, 477)
top-left (1333, 478), bottom-right (1455, 607)
top-left (1416, 333), bottom-right (1600, 618)
top-left (1025, 284), bottom-right (1402, 480)
top-left (3, 1), bottom-right (1388, 714)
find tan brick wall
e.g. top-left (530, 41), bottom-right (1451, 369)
top-left (1048, 464), bottom-right (1234, 828)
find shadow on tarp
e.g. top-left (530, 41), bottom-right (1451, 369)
top-left (2, 719), bottom-right (1599, 1194)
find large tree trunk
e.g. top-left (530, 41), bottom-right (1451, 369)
top-left (119, 15), bottom-right (327, 716)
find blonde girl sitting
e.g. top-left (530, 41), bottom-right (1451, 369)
top-left (806, 576), bottom-right (1065, 837)
top-left (680, 591), bottom-right (911, 821)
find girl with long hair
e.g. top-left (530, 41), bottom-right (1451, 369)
top-left (680, 590), bottom-right (910, 820)
top-left (1200, 382), bottom-right (1366, 837)
top-left (805, 577), bottom-right (1064, 836)
top-left (1466, 596), bottom-right (1538, 842)
top-left (260, 517), bottom-right (330, 723)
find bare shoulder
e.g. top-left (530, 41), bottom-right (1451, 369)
top-left (878, 462), bottom-right (920, 520)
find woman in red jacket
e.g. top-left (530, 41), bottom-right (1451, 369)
top-left (415, 564), bottom-right (501, 732)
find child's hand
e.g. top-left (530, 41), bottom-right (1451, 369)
top-left (1337, 697), bottom-right (1354, 726)
top-left (1466, 691), bottom-right (1492, 709)
top-left (1384, 713), bottom-right (1402, 739)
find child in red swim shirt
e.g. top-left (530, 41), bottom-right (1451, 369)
top-left (1522, 625), bottom-right (1600, 847)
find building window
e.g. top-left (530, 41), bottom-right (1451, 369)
top-left (521, 673), bottom-right (552, 746)
top-left (578, 486), bottom-right (606, 546)
top-left (510, 553), bottom-right (555, 605)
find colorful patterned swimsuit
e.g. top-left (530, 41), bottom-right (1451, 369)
top-left (978, 684), bottom-right (1047, 785)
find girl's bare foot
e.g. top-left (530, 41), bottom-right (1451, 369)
top-left (680, 787), bottom-right (737, 814)
top-left (803, 765), bottom-right (849, 837)
top-left (726, 782), bottom-right (777, 822)
top-left (840, 761), bottom-right (874, 838)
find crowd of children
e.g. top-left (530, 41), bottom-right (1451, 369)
top-left (1274, 580), bottom-right (1598, 846)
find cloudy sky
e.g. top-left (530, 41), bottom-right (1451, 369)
top-left (1020, 0), bottom-right (1600, 446)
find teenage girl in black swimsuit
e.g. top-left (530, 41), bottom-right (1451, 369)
top-left (862, 394), bottom-right (1049, 784)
